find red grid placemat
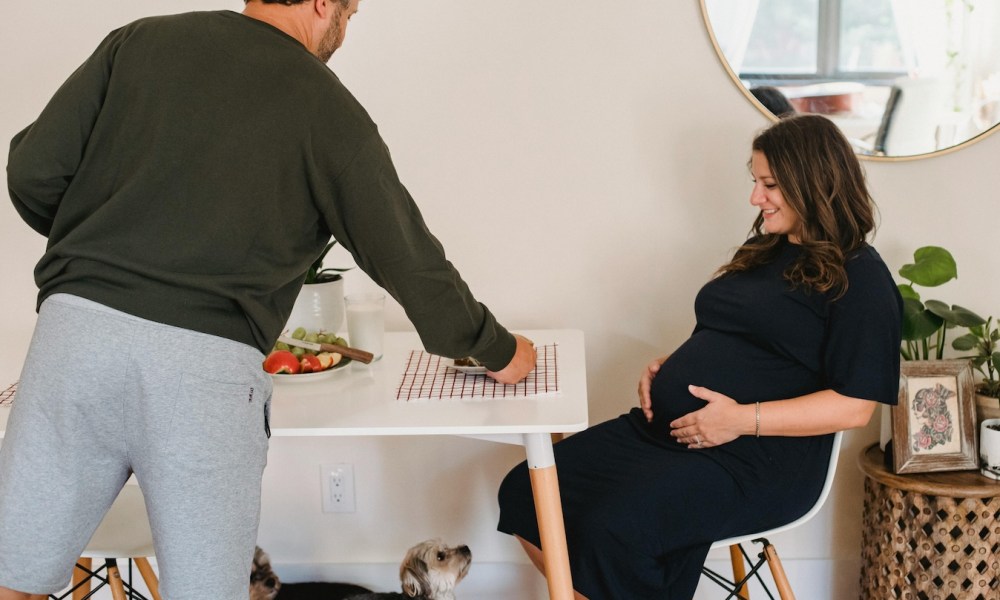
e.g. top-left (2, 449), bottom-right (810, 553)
top-left (0, 382), bottom-right (16, 406)
top-left (396, 344), bottom-right (559, 401)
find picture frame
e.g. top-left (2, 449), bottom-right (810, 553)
top-left (892, 360), bottom-right (978, 474)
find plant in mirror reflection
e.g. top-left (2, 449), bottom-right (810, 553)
top-left (896, 246), bottom-right (985, 361)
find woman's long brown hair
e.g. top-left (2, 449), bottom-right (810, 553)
top-left (717, 114), bottom-right (876, 298)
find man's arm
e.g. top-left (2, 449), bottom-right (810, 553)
top-left (320, 134), bottom-right (520, 372)
top-left (7, 29), bottom-right (121, 236)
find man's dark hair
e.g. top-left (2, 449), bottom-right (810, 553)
top-left (245, 0), bottom-right (350, 6)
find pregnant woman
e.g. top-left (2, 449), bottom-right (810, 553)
top-left (497, 114), bottom-right (903, 600)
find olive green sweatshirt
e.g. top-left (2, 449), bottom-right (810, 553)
top-left (7, 11), bottom-right (515, 369)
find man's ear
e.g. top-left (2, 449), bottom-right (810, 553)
top-left (312, 0), bottom-right (330, 19)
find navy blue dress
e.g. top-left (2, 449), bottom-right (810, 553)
top-left (497, 239), bottom-right (902, 599)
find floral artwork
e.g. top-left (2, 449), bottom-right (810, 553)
top-left (893, 361), bottom-right (978, 474)
top-left (906, 377), bottom-right (961, 455)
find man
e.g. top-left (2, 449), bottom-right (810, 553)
top-left (0, 1), bottom-right (536, 598)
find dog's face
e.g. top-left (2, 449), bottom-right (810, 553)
top-left (399, 539), bottom-right (471, 599)
top-left (250, 546), bottom-right (281, 600)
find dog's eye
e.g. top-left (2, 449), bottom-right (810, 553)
top-left (436, 551), bottom-right (446, 561)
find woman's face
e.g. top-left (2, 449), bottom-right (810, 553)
top-left (749, 151), bottom-right (801, 243)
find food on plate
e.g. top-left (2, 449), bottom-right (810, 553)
top-left (262, 350), bottom-right (301, 374)
top-left (299, 353), bottom-right (322, 373)
top-left (453, 356), bottom-right (482, 367)
top-left (316, 351), bottom-right (342, 370)
top-left (263, 328), bottom-right (346, 376)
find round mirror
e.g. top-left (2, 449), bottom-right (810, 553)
top-left (700, 0), bottom-right (1000, 160)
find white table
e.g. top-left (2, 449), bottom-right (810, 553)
top-left (1, 329), bottom-right (589, 600)
top-left (269, 329), bottom-right (588, 599)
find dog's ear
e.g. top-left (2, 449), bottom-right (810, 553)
top-left (253, 547), bottom-right (271, 569)
top-left (401, 557), bottom-right (428, 597)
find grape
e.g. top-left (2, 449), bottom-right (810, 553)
top-left (290, 346), bottom-right (306, 358)
top-left (275, 342), bottom-right (290, 351)
top-left (304, 332), bottom-right (320, 343)
top-left (291, 327), bottom-right (307, 340)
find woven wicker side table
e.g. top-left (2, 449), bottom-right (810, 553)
top-left (858, 443), bottom-right (1000, 600)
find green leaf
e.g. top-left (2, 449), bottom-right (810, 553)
top-left (901, 298), bottom-right (944, 341)
top-left (993, 352), bottom-right (1000, 371)
top-left (952, 333), bottom-right (978, 351)
top-left (898, 246), bottom-right (957, 287)
top-left (924, 302), bottom-right (986, 327)
top-left (897, 284), bottom-right (920, 301)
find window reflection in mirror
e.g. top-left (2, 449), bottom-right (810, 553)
top-left (703, 0), bottom-right (1000, 159)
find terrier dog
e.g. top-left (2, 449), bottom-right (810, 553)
top-left (251, 539), bottom-right (471, 600)
top-left (348, 539), bottom-right (472, 600)
top-left (250, 547), bottom-right (281, 600)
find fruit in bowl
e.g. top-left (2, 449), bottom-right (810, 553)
top-left (263, 350), bottom-right (301, 374)
top-left (263, 328), bottom-right (347, 376)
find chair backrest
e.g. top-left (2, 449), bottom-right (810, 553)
top-left (873, 76), bottom-right (949, 156)
top-left (709, 430), bottom-right (844, 550)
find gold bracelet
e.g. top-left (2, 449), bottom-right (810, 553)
top-left (755, 402), bottom-right (760, 437)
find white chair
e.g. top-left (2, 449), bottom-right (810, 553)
top-left (52, 484), bottom-right (162, 600)
top-left (700, 431), bottom-right (844, 600)
top-left (872, 77), bottom-right (950, 156)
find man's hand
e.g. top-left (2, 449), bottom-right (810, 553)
top-left (487, 334), bottom-right (536, 384)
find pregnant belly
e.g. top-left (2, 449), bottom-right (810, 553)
top-left (647, 330), bottom-right (820, 436)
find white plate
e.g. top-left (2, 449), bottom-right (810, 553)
top-left (446, 363), bottom-right (487, 375)
top-left (268, 359), bottom-right (351, 383)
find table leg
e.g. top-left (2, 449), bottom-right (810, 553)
top-left (524, 433), bottom-right (574, 600)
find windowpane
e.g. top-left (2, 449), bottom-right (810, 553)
top-left (839, 0), bottom-right (904, 71)
top-left (742, 0), bottom-right (819, 74)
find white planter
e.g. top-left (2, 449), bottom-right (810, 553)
top-left (285, 278), bottom-right (345, 334)
top-left (980, 418), bottom-right (1000, 480)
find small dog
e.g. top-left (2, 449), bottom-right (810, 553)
top-left (251, 539), bottom-right (471, 600)
top-left (349, 539), bottom-right (472, 600)
top-left (251, 547), bottom-right (371, 600)
top-left (250, 547), bottom-right (281, 600)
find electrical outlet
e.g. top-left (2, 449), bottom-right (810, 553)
top-left (320, 463), bottom-right (355, 513)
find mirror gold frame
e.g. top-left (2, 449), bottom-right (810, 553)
top-left (699, 0), bottom-right (1000, 161)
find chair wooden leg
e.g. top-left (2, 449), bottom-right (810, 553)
top-left (71, 558), bottom-right (92, 600)
top-left (761, 543), bottom-right (795, 600)
top-left (728, 544), bottom-right (749, 599)
top-left (134, 558), bottom-right (162, 600)
top-left (104, 560), bottom-right (127, 600)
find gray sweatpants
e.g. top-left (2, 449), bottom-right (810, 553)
top-left (0, 294), bottom-right (272, 599)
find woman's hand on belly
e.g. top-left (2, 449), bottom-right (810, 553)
top-left (669, 385), bottom-right (754, 449)
top-left (637, 355), bottom-right (670, 422)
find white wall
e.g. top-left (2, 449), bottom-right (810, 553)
top-left (2, 1), bottom-right (999, 596)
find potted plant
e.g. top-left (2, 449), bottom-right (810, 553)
top-left (896, 246), bottom-right (985, 361)
top-left (954, 317), bottom-right (1000, 479)
top-left (881, 247), bottom-right (986, 452)
top-left (981, 417), bottom-right (1000, 480)
top-left (952, 316), bottom-right (1000, 423)
top-left (285, 241), bottom-right (352, 334)
top-left (304, 241), bottom-right (352, 285)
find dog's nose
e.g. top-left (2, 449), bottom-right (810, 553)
top-left (458, 545), bottom-right (471, 558)
top-left (265, 577), bottom-right (276, 588)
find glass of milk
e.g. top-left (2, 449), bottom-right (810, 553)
top-left (345, 292), bottom-right (385, 360)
